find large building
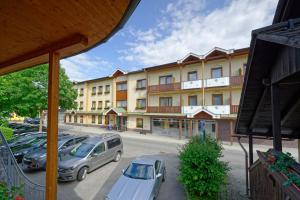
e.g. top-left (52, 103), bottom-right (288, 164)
top-left (65, 47), bottom-right (249, 141)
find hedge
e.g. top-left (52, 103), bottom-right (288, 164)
top-left (178, 136), bottom-right (229, 200)
top-left (0, 126), bottom-right (13, 141)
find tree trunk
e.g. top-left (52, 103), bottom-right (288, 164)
top-left (39, 109), bottom-right (43, 132)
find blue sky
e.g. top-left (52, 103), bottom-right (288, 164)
top-left (61, 0), bottom-right (278, 81)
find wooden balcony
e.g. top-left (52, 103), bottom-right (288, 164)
top-left (148, 83), bottom-right (181, 93)
top-left (230, 75), bottom-right (244, 86)
top-left (116, 90), bottom-right (127, 101)
top-left (147, 106), bottom-right (181, 113)
top-left (230, 105), bottom-right (239, 114)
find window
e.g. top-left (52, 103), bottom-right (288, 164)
top-left (79, 101), bottom-right (83, 110)
top-left (105, 100), bottom-right (110, 109)
top-left (92, 87), bottom-right (96, 95)
top-left (211, 67), bottom-right (222, 78)
top-left (159, 75), bottom-right (172, 85)
top-left (68, 115), bottom-right (71, 122)
top-left (188, 96), bottom-right (197, 106)
top-left (80, 88), bottom-right (84, 96)
top-left (74, 115), bottom-right (77, 123)
top-left (80, 115), bottom-right (83, 123)
top-left (107, 138), bottom-right (121, 149)
top-left (91, 101), bottom-right (96, 110)
top-left (98, 86), bottom-right (103, 94)
top-left (155, 160), bottom-right (161, 175)
top-left (136, 118), bottom-right (143, 128)
top-left (137, 79), bottom-right (146, 89)
top-left (64, 139), bottom-right (75, 147)
top-left (117, 100), bottom-right (127, 108)
top-left (160, 97), bottom-right (172, 106)
top-left (105, 85), bottom-right (110, 93)
top-left (92, 115), bottom-right (96, 124)
top-left (97, 101), bottom-right (102, 110)
top-left (75, 137), bottom-right (87, 144)
top-left (92, 143), bottom-right (105, 156)
top-left (188, 71), bottom-right (197, 81)
top-left (136, 99), bottom-right (146, 109)
top-left (117, 82), bottom-right (127, 91)
top-left (212, 94), bottom-right (223, 105)
top-left (98, 115), bottom-right (102, 124)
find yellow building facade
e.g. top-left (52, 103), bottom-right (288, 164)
top-left (65, 47), bottom-right (248, 141)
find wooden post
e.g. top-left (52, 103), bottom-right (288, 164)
top-left (179, 119), bottom-right (182, 139)
top-left (230, 120), bottom-right (233, 145)
top-left (249, 134), bottom-right (253, 165)
top-left (271, 84), bottom-right (282, 151)
top-left (298, 140), bottom-right (300, 163)
top-left (189, 120), bottom-right (193, 138)
top-left (46, 51), bottom-right (60, 200)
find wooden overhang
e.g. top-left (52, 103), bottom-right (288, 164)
top-left (0, 1), bottom-right (140, 199)
top-left (236, 0), bottom-right (300, 140)
top-left (0, 0), bottom-right (140, 75)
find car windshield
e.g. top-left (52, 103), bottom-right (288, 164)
top-left (69, 143), bottom-right (94, 158)
top-left (124, 163), bottom-right (154, 180)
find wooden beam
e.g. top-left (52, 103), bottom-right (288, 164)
top-left (249, 135), bottom-right (253, 165)
top-left (257, 33), bottom-right (300, 49)
top-left (271, 84), bottom-right (282, 151)
top-left (0, 34), bottom-right (88, 75)
top-left (249, 87), bottom-right (268, 129)
top-left (281, 94), bottom-right (300, 126)
top-left (46, 51), bottom-right (60, 200)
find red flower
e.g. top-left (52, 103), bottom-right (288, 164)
top-left (15, 195), bottom-right (24, 200)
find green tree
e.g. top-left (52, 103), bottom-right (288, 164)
top-left (0, 64), bottom-right (77, 130)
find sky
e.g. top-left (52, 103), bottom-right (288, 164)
top-left (60, 0), bottom-right (278, 81)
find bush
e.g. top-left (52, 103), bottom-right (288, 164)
top-left (178, 136), bottom-right (229, 200)
top-left (0, 126), bottom-right (13, 141)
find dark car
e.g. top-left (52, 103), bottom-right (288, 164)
top-left (11, 135), bottom-right (47, 162)
top-left (22, 135), bottom-right (88, 170)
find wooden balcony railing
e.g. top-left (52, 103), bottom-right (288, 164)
top-left (148, 83), bottom-right (181, 93)
top-left (147, 106), bottom-right (181, 113)
top-left (230, 105), bottom-right (239, 114)
top-left (230, 75), bottom-right (244, 86)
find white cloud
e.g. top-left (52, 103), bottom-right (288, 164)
top-left (60, 54), bottom-right (114, 81)
top-left (121, 0), bottom-right (277, 66)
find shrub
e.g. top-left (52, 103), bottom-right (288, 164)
top-left (0, 126), bottom-right (13, 141)
top-left (178, 136), bottom-right (229, 200)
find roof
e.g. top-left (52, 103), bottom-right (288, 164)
top-left (273, 0), bottom-right (300, 24)
top-left (236, 2), bottom-right (300, 139)
top-left (103, 108), bottom-right (127, 116)
top-left (145, 113), bottom-right (186, 117)
top-left (0, 0), bottom-right (140, 75)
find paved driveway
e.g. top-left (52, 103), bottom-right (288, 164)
top-left (24, 130), bottom-right (186, 200)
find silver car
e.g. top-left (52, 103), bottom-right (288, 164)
top-left (106, 157), bottom-right (166, 200)
top-left (58, 133), bottom-right (123, 182)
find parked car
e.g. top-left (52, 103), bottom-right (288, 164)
top-left (58, 133), bottom-right (123, 182)
top-left (22, 135), bottom-right (88, 170)
top-left (106, 157), bottom-right (166, 200)
top-left (24, 117), bottom-right (39, 124)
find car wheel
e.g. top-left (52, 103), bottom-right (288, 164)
top-left (162, 169), bottom-right (166, 182)
top-left (114, 152), bottom-right (121, 162)
top-left (77, 167), bottom-right (88, 181)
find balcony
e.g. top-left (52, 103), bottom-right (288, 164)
top-left (182, 105), bottom-right (231, 115)
top-left (181, 80), bottom-right (202, 90)
top-left (230, 105), bottom-right (239, 114)
top-left (205, 77), bottom-right (230, 88)
top-left (230, 75), bottom-right (244, 86)
top-left (148, 83), bottom-right (181, 93)
top-left (147, 106), bottom-right (181, 113)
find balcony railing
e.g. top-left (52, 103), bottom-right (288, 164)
top-left (147, 106), bottom-right (181, 113)
top-left (148, 83), bottom-right (181, 93)
top-left (205, 77), bottom-right (230, 88)
top-left (230, 105), bottom-right (239, 114)
top-left (230, 75), bottom-right (244, 86)
top-left (182, 105), bottom-right (231, 115)
top-left (182, 80), bottom-right (202, 90)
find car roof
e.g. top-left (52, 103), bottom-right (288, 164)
top-left (83, 133), bottom-right (120, 145)
top-left (131, 156), bottom-right (163, 165)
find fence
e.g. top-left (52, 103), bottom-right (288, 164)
top-left (0, 131), bottom-right (45, 200)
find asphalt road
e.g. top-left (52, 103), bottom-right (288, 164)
top-left (24, 136), bottom-right (186, 200)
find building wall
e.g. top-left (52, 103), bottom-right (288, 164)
top-left (127, 116), bottom-right (151, 131)
top-left (230, 55), bottom-right (247, 76)
top-left (147, 68), bottom-right (181, 85)
top-left (204, 90), bottom-right (231, 105)
top-left (182, 63), bottom-right (202, 81)
top-left (231, 89), bottom-right (242, 105)
top-left (148, 94), bottom-right (181, 107)
top-left (181, 93), bottom-right (203, 106)
top-left (204, 58), bottom-right (230, 78)
top-left (127, 72), bottom-right (147, 112)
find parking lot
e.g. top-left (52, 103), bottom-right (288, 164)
top-left (23, 125), bottom-right (186, 200)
